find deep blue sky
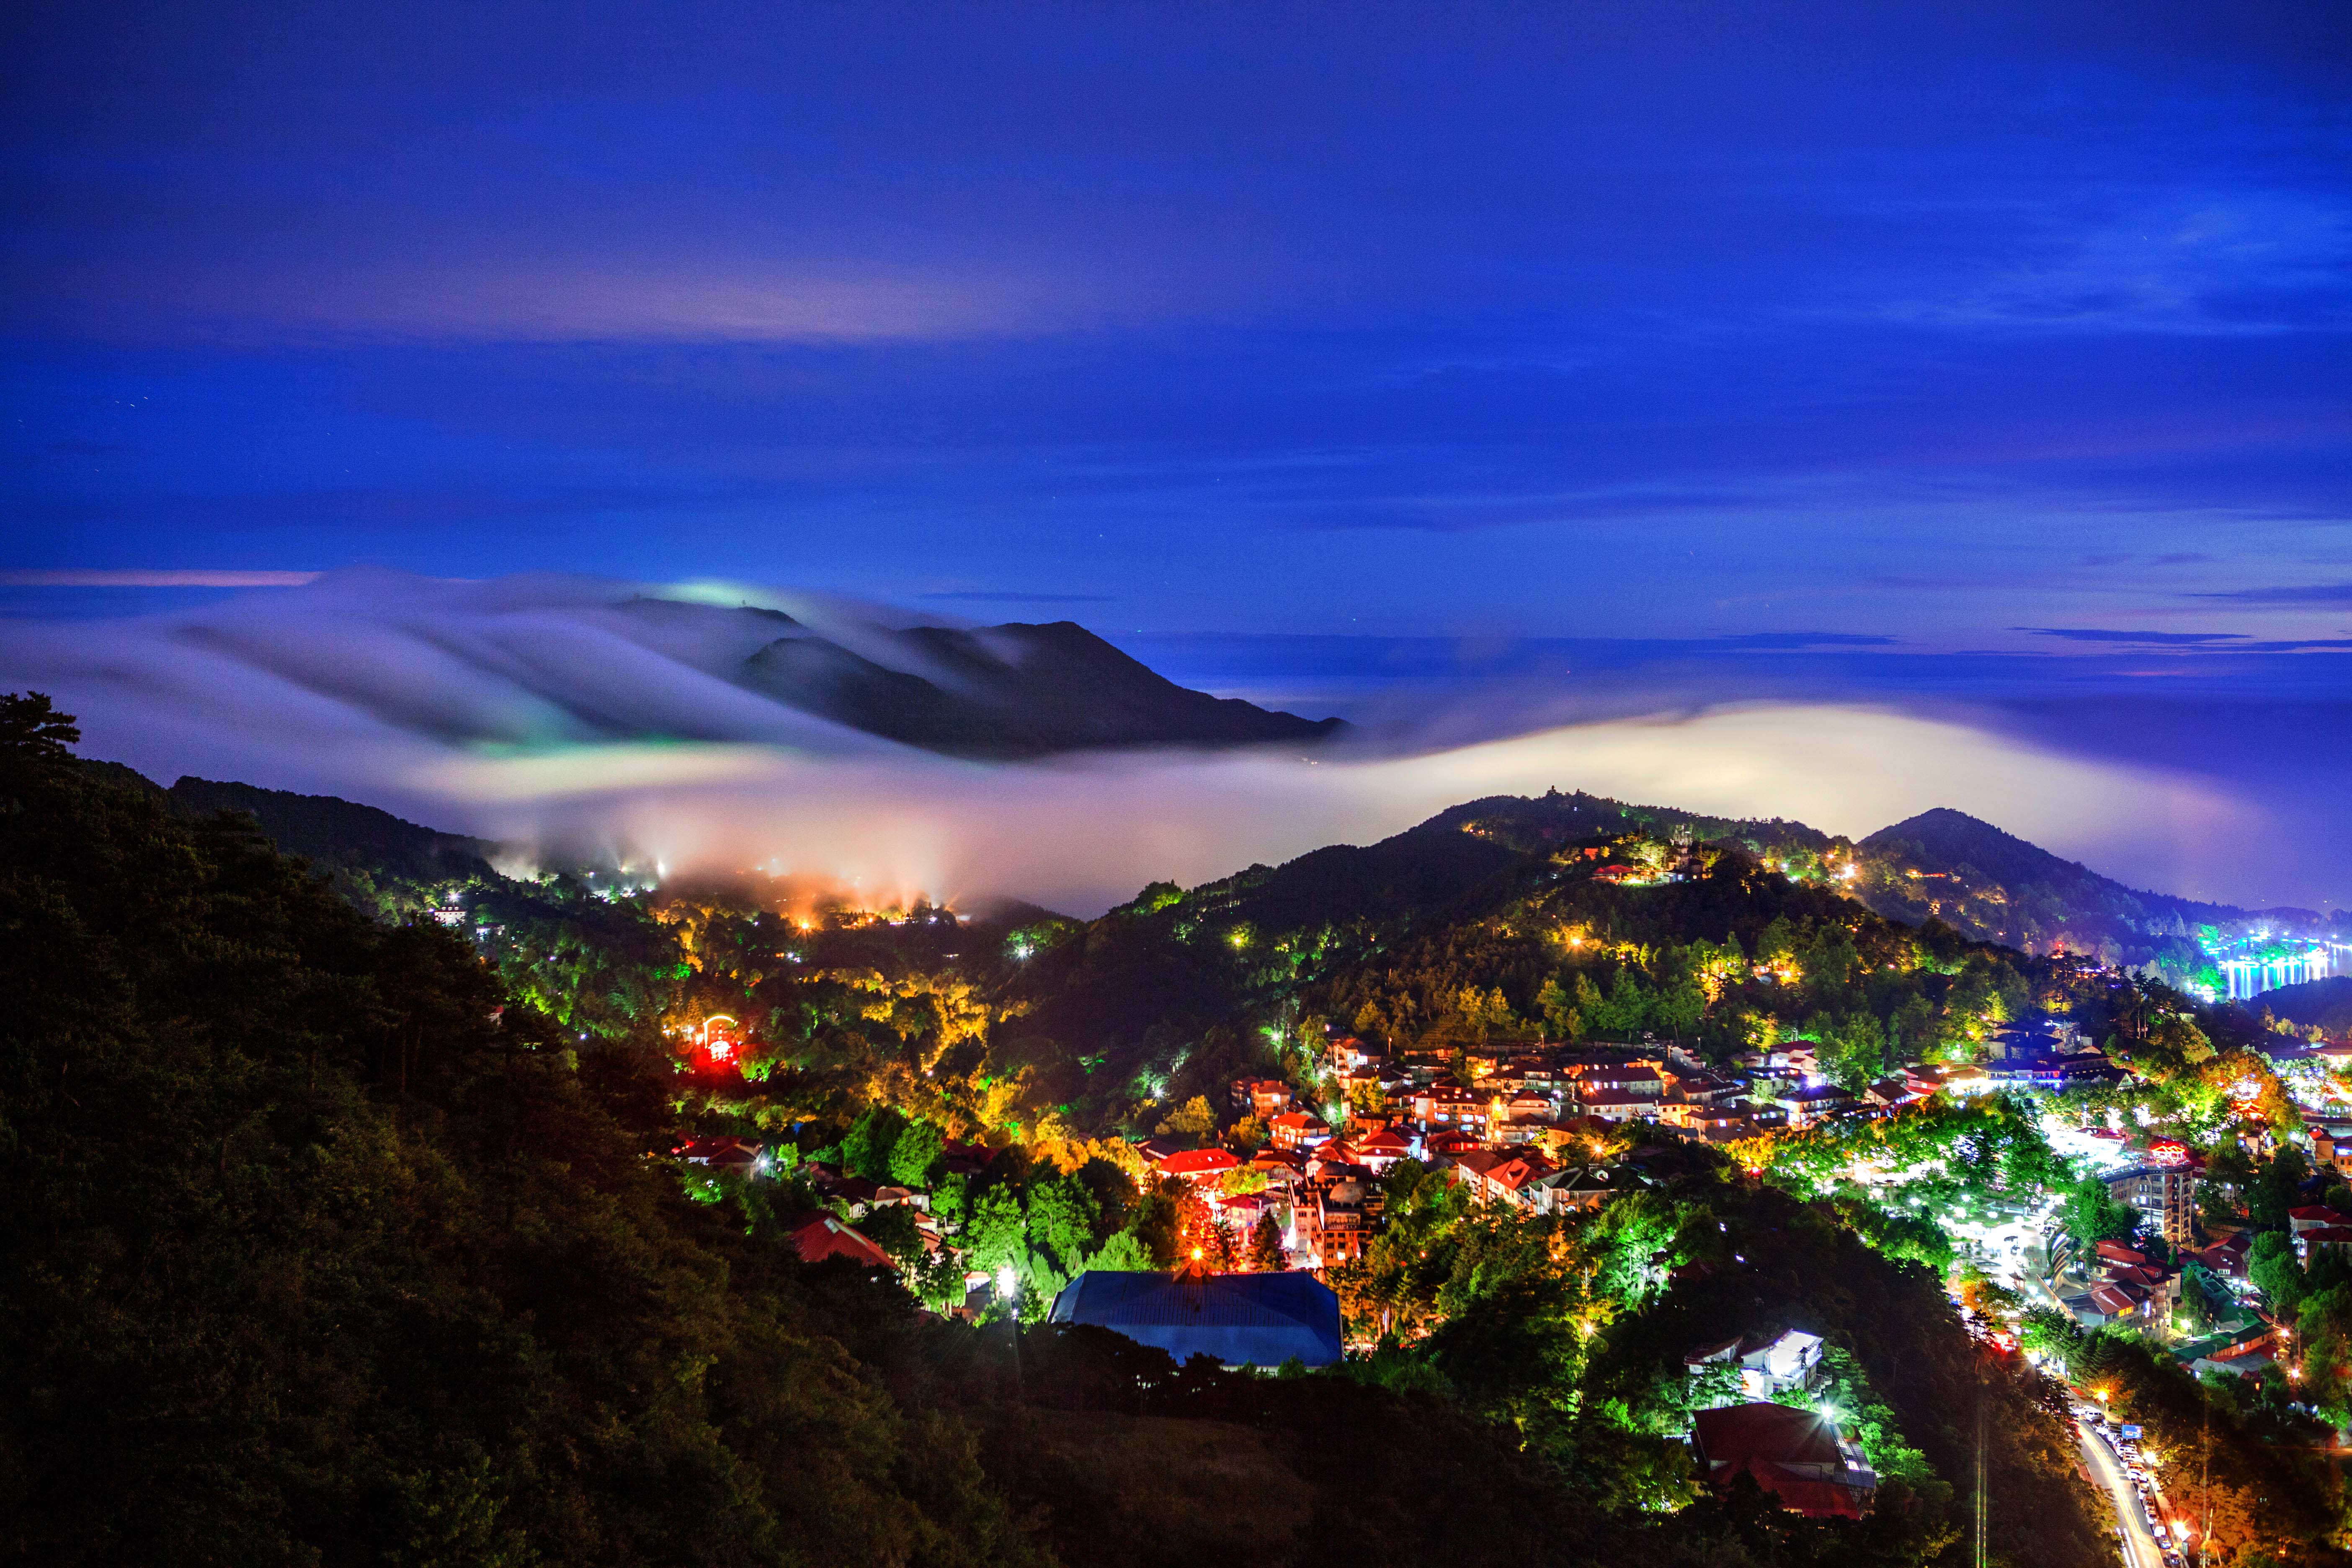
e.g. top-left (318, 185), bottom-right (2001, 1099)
top-left (6, 0), bottom-right (2347, 637)
top-left (4, 2), bottom-right (2351, 903)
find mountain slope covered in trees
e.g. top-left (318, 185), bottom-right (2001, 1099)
top-left (4, 692), bottom-right (2137, 1567)
top-left (9, 698), bottom-right (1655, 1568)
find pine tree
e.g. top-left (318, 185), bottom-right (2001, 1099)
top-left (1249, 1211), bottom-right (1287, 1271)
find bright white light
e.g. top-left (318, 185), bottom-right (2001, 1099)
top-left (995, 1266), bottom-right (1018, 1298)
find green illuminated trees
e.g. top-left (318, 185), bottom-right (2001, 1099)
top-left (2061, 1174), bottom-right (2140, 1248)
top-left (964, 1171), bottom-right (1109, 1310)
top-left (1079, 1229), bottom-right (1155, 1272)
top-left (888, 1116), bottom-right (946, 1186)
top-left (843, 1104), bottom-right (912, 1180)
top-left (2247, 1146), bottom-right (2311, 1229)
top-left (2249, 1230), bottom-right (2304, 1313)
top-left (1154, 1094), bottom-right (1217, 1143)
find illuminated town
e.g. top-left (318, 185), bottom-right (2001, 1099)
top-left (8, 2), bottom-right (2348, 1562)
top-left (408, 807), bottom-right (2352, 1568)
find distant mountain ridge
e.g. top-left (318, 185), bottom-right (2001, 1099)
top-left (1855, 807), bottom-right (2347, 979)
top-left (64, 575), bottom-right (1348, 761)
top-left (1860, 808), bottom-right (2243, 926)
top-left (99, 742), bottom-right (2325, 988)
top-left (733, 612), bottom-right (1344, 755)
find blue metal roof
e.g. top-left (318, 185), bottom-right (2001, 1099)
top-left (1047, 1269), bottom-right (1343, 1367)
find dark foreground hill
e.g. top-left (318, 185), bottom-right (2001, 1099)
top-left (167, 775), bottom-right (500, 882)
top-left (8, 701), bottom-right (1639, 1568)
top-left (2260, 975), bottom-right (2352, 1035)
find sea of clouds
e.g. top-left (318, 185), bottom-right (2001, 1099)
top-left (0, 571), bottom-right (2251, 916)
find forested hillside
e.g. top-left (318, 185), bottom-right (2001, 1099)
top-left (165, 774), bottom-right (503, 918)
top-left (4, 693), bottom-right (2149, 1566)
top-left (4, 696), bottom-right (1633, 1568)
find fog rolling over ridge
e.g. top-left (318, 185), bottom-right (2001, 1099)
top-left (0, 571), bottom-right (2257, 916)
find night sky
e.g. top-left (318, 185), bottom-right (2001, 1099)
top-left (4, 1), bottom-right (2349, 905)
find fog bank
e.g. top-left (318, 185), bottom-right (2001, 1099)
top-left (0, 573), bottom-right (2257, 915)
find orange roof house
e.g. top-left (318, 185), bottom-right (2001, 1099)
top-left (781, 1212), bottom-right (894, 1269)
top-left (1158, 1147), bottom-right (1243, 1182)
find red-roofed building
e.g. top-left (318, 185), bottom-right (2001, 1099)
top-left (1232, 1078), bottom-right (1295, 1118)
top-left (2301, 1224), bottom-right (2352, 1260)
top-left (1452, 1149), bottom-right (1560, 1210)
top-left (1692, 1404), bottom-right (1876, 1519)
top-left (1411, 1086), bottom-right (1488, 1135)
top-left (1251, 1146), bottom-right (1305, 1180)
top-left (1268, 1111), bottom-right (1330, 1151)
top-left (1352, 1126), bottom-right (1414, 1171)
top-left (939, 1139), bottom-right (998, 1178)
top-left (2191, 1230), bottom-right (2251, 1278)
top-left (2289, 1205), bottom-right (2351, 1236)
top-left (2086, 1282), bottom-right (2149, 1324)
top-left (1158, 1147), bottom-right (1243, 1183)
top-left (781, 1212), bottom-right (894, 1269)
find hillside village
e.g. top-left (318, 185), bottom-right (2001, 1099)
top-left (56, 739), bottom-right (2352, 1565)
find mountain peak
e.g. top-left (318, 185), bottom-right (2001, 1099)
top-left (1860, 807), bottom-right (2090, 887)
top-left (743, 615), bottom-right (1345, 757)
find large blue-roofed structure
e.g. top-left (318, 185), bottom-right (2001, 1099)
top-left (1048, 1270), bottom-right (1343, 1368)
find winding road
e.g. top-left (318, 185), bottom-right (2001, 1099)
top-left (2076, 1416), bottom-right (2165, 1568)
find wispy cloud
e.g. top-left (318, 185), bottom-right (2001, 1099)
top-left (913, 591), bottom-right (1116, 604)
top-left (2016, 625), bottom-right (2352, 652)
top-left (0, 570), bottom-right (321, 587)
top-left (2190, 583), bottom-right (2352, 605)
top-left (1712, 632), bottom-right (1901, 650)
top-left (23, 259), bottom-right (1112, 346)
top-left (2017, 627), bottom-right (2249, 645)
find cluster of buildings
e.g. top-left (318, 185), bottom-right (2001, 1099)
top-left (1313, 1029), bottom-right (2058, 1156)
top-left (1323, 1034), bottom-right (1794, 1148)
top-left (2053, 1237), bottom-right (2185, 1333)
